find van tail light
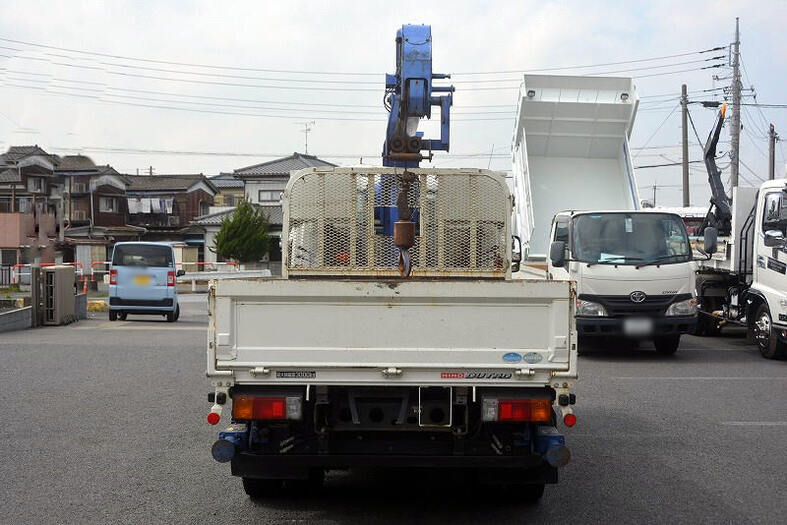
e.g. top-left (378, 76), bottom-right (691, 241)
top-left (109, 269), bottom-right (117, 285)
top-left (483, 398), bottom-right (552, 422)
top-left (232, 396), bottom-right (302, 420)
top-left (167, 271), bottom-right (175, 286)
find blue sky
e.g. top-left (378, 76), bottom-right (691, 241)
top-left (0, 0), bottom-right (784, 206)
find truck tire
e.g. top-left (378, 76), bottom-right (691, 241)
top-left (242, 478), bottom-right (283, 499)
top-left (109, 310), bottom-right (117, 321)
top-left (753, 304), bottom-right (786, 359)
top-left (118, 312), bottom-right (127, 321)
top-left (654, 335), bottom-right (680, 355)
top-left (521, 483), bottom-right (545, 503)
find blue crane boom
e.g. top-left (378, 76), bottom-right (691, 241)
top-left (383, 24), bottom-right (454, 168)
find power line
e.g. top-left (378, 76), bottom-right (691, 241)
top-left (633, 103), bottom-right (680, 159)
top-left (0, 35), bottom-right (723, 78)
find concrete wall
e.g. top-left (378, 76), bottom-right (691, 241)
top-left (0, 306), bottom-right (32, 333)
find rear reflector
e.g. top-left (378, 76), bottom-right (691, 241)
top-left (498, 399), bottom-right (552, 422)
top-left (207, 412), bottom-right (220, 425)
top-left (563, 413), bottom-right (577, 427)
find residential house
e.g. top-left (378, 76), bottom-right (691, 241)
top-left (231, 153), bottom-right (335, 272)
top-left (0, 146), bottom-right (58, 266)
top-left (124, 174), bottom-right (217, 259)
top-left (55, 155), bottom-right (145, 268)
top-left (235, 152), bottom-right (335, 207)
top-left (209, 172), bottom-right (245, 208)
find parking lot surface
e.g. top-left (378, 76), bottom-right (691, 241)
top-left (2, 295), bottom-right (786, 524)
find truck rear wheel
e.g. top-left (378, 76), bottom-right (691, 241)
top-left (109, 310), bottom-right (117, 321)
top-left (753, 304), bottom-right (786, 359)
top-left (654, 335), bottom-right (680, 355)
top-left (521, 483), bottom-right (545, 503)
top-left (242, 478), bottom-right (283, 499)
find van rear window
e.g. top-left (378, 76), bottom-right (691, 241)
top-left (112, 245), bottom-right (173, 267)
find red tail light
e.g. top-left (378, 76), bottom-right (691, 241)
top-left (233, 396), bottom-right (288, 420)
top-left (498, 399), bottom-right (552, 422)
top-left (167, 271), bottom-right (175, 286)
top-left (109, 269), bottom-right (117, 285)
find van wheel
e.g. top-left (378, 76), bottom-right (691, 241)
top-left (118, 312), bottom-right (127, 321)
top-left (753, 304), bottom-right (786, 359)
top-left (654, 335), bottom-right (680, 355)
top-left (109, 310), bottom-right (117, 321)
top-left (167, 305), bottom-right (179, 323)
top-left (242, 478), bottom-right (283, 499)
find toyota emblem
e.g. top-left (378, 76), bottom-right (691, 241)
top-left (630, 291), bottom-right (647, 303)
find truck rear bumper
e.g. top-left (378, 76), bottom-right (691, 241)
top-left (577, 315), bottom-right (696, 337)
top-left (231, 452), bottom-right (557, 483)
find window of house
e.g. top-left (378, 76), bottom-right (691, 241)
top-left (100, 196), bottom-right (118, 213)
top-left (225, 194), bottom-right (234, 206)
top-left (258, 190), bottom-right (280, 203)
top-left (200, 200), bottom-right (209, 216)
top-left (27, 177), bottom-right (43, 193)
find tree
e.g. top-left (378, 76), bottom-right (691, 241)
top-left (211, 199), bottom-right (270, 263)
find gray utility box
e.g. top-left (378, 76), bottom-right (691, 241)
top-left (42, 265), bottom-right (76, 325)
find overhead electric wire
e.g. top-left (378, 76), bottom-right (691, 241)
top-left (633, 103), bottom-right (680, 159)
top-left (450, 47), bottom-right (725, 75)
top-left (0, 35), bottom-right (724, 79)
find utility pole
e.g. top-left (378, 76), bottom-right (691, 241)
top-left (769, 123), bottom-right (778, 179)
top-left (148, 166), bottom-right (153, 176)
top-left (652, 184), bottom-right (657, 207)
top-left (681, 84), bottom-right (690, 207)
top-left (729, 17), bottom-right (742, 188)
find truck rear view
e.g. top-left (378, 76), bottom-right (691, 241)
top-left (206, 166), bottom-right (577, 501)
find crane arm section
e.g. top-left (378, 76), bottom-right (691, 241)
top-left (383, 25), bottom-right (454, 168)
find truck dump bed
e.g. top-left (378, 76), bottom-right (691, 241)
top-left (512, 75), bottom-right (640, 260)
top-left (209, 277), bottom-right (575, 386)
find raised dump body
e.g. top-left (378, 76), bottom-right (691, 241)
top-left (512, 74), bottom-right (640, 261)
top-left (207, 166), bottom-right (577, 499)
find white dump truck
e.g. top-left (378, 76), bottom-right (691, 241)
top-left (512, 75), bottom-right (697, 354)
top-left (206, 167), bottom-right (578, 501)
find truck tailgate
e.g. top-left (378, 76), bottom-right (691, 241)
top-left (209, 278), bottom-right (575, 386)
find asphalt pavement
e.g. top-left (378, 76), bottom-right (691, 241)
top-left (1, 295), bottom-right (786, 524)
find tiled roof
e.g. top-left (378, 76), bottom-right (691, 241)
top-left (124, 174), bottom-right (218, 193)
top-left (192, 204), bottom-right (283, 226)
top-left (56, 155), bottom-right (97, 171)
top-left (0, 168), bottom-right (21, 183)
top-left (1, 145), bottom-right (56, 167)
top-left (234, 152), bottom-right (336, 178)
top-left (209, 172), bottom-right (244, 188)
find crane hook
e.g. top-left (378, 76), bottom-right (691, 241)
top-left (398, 249), bottom-right (412, 277)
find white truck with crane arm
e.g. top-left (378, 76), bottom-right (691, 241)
top-left (692, 104), bottom-right (787, 359)
top-left (512, 74), bottom-right (697, 354)
top-left (205, 26), bottom-right (577, 501)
